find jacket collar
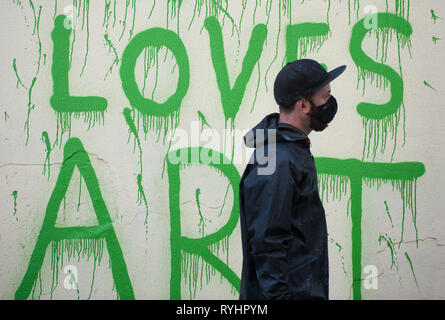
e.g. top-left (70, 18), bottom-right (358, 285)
top-left (243, 112), bottom-right (310, 148)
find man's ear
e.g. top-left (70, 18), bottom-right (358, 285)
top-left (296, 99), bottom-right (309, 114)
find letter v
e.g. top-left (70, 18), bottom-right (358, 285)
top-left (204, 17), bottom-right (267, 125)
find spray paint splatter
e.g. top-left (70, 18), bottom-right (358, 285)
top-left (328, 235), bottom-right (348, 276)
top-left (42, 131), bottom-right (52, 179)
top-left (12, 190), bottom-right (18, 222)
top-left (431, 9), bottom-right (444, 24)
top-left (432, 36), bottom-right (444, 45)
top-left (197, 110), bottom-right (211, 132)
top-left (423, 80), bottom-right (438, 92)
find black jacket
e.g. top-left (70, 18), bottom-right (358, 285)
top-left (239, 113), bottom-right (329, 300)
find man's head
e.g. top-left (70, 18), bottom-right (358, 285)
top-left (274, 59), bottom-right (346, 133)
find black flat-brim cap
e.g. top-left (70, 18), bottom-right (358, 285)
top-left (274, 59), bottom-right (347, 107)
top-left (310, 64), bottom-right (347, 93)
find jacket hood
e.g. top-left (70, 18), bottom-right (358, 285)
top-left (243, 113), bottom-right (309, 148)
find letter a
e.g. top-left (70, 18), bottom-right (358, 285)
top-left (15, 138), bottom-right (134, 300)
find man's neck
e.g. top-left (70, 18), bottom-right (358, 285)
top-left (278, 112), bottom-right (312, 136)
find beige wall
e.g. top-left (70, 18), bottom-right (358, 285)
top-left (1, 0), bottom-right (445, 299)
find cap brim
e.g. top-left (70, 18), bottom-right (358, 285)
top-left (311, 65), bottom-right (347, 93)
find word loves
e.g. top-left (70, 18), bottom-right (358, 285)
top-left (175, 303), bottom-right (268, 317)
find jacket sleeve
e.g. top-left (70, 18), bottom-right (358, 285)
top-left (242, 160), bottom-right (300, 299)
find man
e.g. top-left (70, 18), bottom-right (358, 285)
top-left (239, 59), bottom-right (346, 300)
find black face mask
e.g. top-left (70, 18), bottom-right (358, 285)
top-left (306, 95), bottom-right (338, 132)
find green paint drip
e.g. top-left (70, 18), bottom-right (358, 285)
top-left (13, 0), bottom-right (24, 9)
top-left (328, 235), bottom-right (347, 275)
top-left (137, 173), bottom-right (149, 237)
top-left (196, 188), bottom-right (205, 237)
top-left (104, 33), bottom-right (120, 80)
top-left (250, 62), bottom-right (261, 113)
top-left (147, 0), bottom-right (156, 21)
top-left (42, 131), bottom-right (52, 179)
top-left (12, 190), bottom-right (18, 222)
top-left (347, 0), bottom-right (360, 24)
top-left (123, 107), bottom-right (143, 173)
top-left (218, 183), bottom-right (230, 218)
top-left (24, 77), bottom-right (37, 146)
top-left (49, 238), bottom-right (104, 299)
top-left (77, 172), bottom-right (82, 212)
top-left (124, 108), bottom-right (149, 236)
top-left (35, 5), bottom-right (42, 75)
top-left (404, 252), bottom-right (419, 289)
top-left (285, 23), bottom-right (330, 64)
top-left (80, 0), bottom-right (90, 77)
top-left (119, 0), bottom-right (136, 41)
top-left (5, 112), bottom-right (10, 123)
top-left (13, 58), bottom-right (27, 89)
top-left (384, 200), bottom-right (394, 228)
top-left (378, 233), bottom-right (398, 270)
top-left (423, 80), bottom-right (438, 92)
top-left (318, 173), bottom-right (349, 204)
top-left (264, 0), bottom-right (281, 92)
top-left (30, 271), bottom-right (42, 300)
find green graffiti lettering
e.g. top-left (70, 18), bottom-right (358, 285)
top-left (120, 26), bottom-right (190, 140)
top-left (349, 13), bottom-right (412, 161)
top-left (15, 138), bottom-right (134, 300)
top-left (315, 157), bottom-right (425, 300)
top-left (168, 147), bottom-right (240, 299)
top-left (50, 15), bottom-right (108, 146)
top-left (204, 16), bottom-right (267, 126)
